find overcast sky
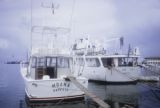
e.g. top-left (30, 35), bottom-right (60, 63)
top-left (0, 0), bottom-right (160, 61)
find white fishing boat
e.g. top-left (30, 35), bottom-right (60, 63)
top-left (19, 0), bottom-right (88, 102)
top-left (21, 56), bottom-right (88, 102)
top-left (20, 7), bottom-right (88, 102)
top-left (71, 37), bottom-right (141, 83)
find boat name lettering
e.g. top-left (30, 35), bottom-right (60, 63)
top-left (52, 82), bottom-right (70, 88)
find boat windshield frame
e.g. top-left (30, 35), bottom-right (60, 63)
top-left (30, 56), bottom-right (72, 68)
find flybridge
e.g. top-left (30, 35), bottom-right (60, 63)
top-left (71, 37), bottom-right (140, 56)
top-left (30, 0), bottom-right (72, 56)
top-left (30, 26), bottom-right (70, 56)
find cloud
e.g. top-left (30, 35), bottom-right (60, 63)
top-left (0, 0), bottom-right (30, 49)
top-left (0, 0), bottom-right (160, 57)
top-left (0, 38), bottom-right (9, 49)
top-left (30, 0), bottom-right (119, 39)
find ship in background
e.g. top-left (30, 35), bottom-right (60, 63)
top-left (71, 37), bottom-right (141, 83)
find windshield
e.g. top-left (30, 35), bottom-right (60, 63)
top-left (57, 57), bottom-right (70, 68)
top-left (47, 57), bottom-right (56, 67)
top-left (31, 57), bottom-right (71, 68)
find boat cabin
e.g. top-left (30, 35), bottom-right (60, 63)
top-left (29, 56), bottom-right (72, 80)
top-left (76, 55), bottom-right (139, 68)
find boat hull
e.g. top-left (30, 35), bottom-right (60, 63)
top-left (20, 63), bottom-right (88, 101)
top-left (81, 66), bottom-right (141, 83)
top-left (25, 93), bottom-right (85, 103)
top-left (23, 77), bottom-right (87, 101)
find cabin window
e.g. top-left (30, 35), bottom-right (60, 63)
top-left (101, 58), bottom-right (113, 67)
top-left (86, 58), bottom-right (100, 67)
top-left (128, 58), bottom-right (133, 66)
top-left (34, 57), bottom-right (71, 79)
top-left (47, 58), bottom-right (51, 66)
top-left (31, 57), bottom-right (36, 68)
top-left (57, 57), bottom-right (69, 68)
top-left (47, 57), bottom-right (56, 67)
top-left (37, 57), bottom-right (45, 67)
top-left (118, 58), bottom-right (127, 66)
top-left (118, 57), bottom-right (138, 67)
top-left (35, 57), bottom-right (57, 79)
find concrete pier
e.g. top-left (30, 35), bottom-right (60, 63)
top-left (66, 76), bottom-right (110, 108)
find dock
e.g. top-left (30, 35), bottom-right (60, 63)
top-left (66, 76), bottom-right (110, 108)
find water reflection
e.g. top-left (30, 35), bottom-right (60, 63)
top-left (1, 64), bottom-right (160, 108)
top-left (89, 82), bottom-right (139, 108)
top-left (138, 82), bottom-right (160, 108)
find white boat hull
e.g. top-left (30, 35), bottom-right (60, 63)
top-left (21, 67), bottom-right (88, 101)
top-left (80, 67), bottom-right (141, 82)
top-left (24, 78), bottom-right (87, 101)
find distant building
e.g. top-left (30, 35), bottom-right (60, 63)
top-left (144, 57), bottom-right (160, 66)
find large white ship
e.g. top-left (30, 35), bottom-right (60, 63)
top-left (71, 37), bottom-right (141, 83)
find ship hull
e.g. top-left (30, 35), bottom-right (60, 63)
top-left (81, 66), bottom-right (141, 83)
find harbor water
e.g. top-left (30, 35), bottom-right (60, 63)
top-left (0, 64), bottom-right (160, 108)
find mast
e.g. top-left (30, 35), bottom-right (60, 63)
top-left (30, 0), bottom-right (33, 55)
top-left (127, 44), bottom-right (131, 62)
